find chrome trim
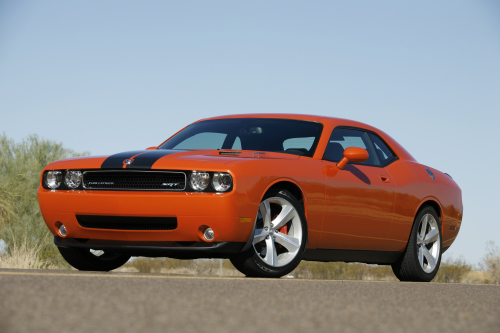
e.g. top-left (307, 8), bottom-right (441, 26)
top-left (82, 170), bottom-right (187, 191)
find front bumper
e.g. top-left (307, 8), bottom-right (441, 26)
top-left (38, 187), bottom-right (257, 244)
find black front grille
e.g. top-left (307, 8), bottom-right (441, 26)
top-left (82, 170), bottom-right (186, 191)
top-left (76, 215), bottom-right (178, 231)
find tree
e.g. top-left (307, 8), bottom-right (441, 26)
top-left (0, 133), bottom-right (89, 267)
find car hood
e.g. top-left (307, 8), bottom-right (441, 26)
top-left (44, 149), bottom-right (301, 171)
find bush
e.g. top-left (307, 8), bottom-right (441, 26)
top-left (0, 133), bottom-right (89, 268)
top-left (433, 256), bottom-right (472, 283)
top-left (482, 242), bottom-right (500, 285)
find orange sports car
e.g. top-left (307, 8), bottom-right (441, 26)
top-left (37, 114), bottom-right (462, 282)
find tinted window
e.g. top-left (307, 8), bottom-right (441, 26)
top-left (232, 136), bottom-right (242, 150)
top-left (283, 137), bottom-right (315, 155)
top-left (367, 133), bottom-right (396, 165)
top-left (159, 118), bottom-right (323, 157)
top-left (323, 128), bottom-right (379, 166)
top-left (174, 132), bottom-right (227, 149)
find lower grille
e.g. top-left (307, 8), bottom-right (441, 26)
top-left (82, 170), bottom-right (186, 191)
top-left (76, 215), bottom-right (178, 231)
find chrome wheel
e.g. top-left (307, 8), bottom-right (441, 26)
top-left (416, 213), bottom-right (441, 273)
top-left (252, 197), bottom-right (303, 267)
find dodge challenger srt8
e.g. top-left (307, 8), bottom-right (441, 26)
top-left (37, 114), bottom-right (463, 282)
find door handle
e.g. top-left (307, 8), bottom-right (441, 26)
top-left (380, 176), bottom-right (390, 183)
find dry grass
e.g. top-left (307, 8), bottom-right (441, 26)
top-left (290, 261), bottom-right (397, 281)
top-left (122, 257), bottom-right (244, 277)
top-left (483, 250), bottom-right (500, 285)
top-left (0, 235), bottom-right (48, 269)
top-left (461, 270), bottom-right (492, 285)
top-left (122, 257), bottom-right (398, 280)
top-left (121, 253), bottom-right (500, 284)
top-left (433, 257), bottom-right (472, 283)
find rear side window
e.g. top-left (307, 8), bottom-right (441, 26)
top-left (323, 128), bottom-right (379, 166)
top-left (367, 133), bottom-right (396, 165)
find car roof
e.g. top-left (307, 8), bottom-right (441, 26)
top-left (199, 114), bottom-right (416, 161)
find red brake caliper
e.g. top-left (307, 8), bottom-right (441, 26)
top-left (279, 225), bottom-right (288, 235)
top-left (276, 225), bottom-right (288, 249)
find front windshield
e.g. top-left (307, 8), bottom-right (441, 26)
top-left (159, 118), bottom-right (323, 157)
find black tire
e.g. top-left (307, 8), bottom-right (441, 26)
top-left (230, 189), bottom-right (308, 278)
top-left (58, 247), bottom-right (131, 271)
top-left (391, 206), bottom-right (442, 282)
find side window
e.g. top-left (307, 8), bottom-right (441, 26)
top-left (323, 128), bottom-right (379, 166)
top-left (173, 132), bottom-right (227, 149)
top-left (367, 133), bottom-right (396, 165)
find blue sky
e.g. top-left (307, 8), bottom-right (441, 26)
top-left (1, 0), bottom-right (499, 264)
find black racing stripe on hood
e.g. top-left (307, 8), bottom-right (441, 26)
top-left (101, 151), bottom-right (146, 169)
top-left (100, 150), bottom-right (187, 169)
top-left (126, 150), bottom-right (187, 169)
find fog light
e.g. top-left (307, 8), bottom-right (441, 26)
top-left (59, 224), bottom-right (67, 237)
top-left (204, 228), bottom-right (214, 241)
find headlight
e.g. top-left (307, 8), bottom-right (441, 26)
top-left (190, 171), bottom-right (210, 191)
top-left (64, 170), bottom-right (82, 189)
top-left (212, 172), bottom-right (232, 192)
top-left (46, 171), bottom-right (63, 189)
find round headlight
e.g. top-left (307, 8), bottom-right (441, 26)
top-left (65, 170), bottom-right (82, 189)
top-left (46, 171), bottom-right (63, 189)
top-left (212, 172), bottom-right (232, 192)
top-left (190, 171), bottom-right (210, 191)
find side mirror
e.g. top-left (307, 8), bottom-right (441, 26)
top-left (337, 147), bottom-right (369, 170)
top-left (145, 146), bottom-right (157, 150)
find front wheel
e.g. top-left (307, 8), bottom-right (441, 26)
top-left (58, 247), bottom-right (131, 271)
top-left (391, 206), bottom-right (442, 282)
top-left (230, 189), bottom-right (308, 278)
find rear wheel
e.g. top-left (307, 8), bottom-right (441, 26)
top-left (230, 189), bottom-right (308, 278)
top-left (58, 247), bottom-right (131, 271)
top-left (391, 206), bottom-right (442, 282)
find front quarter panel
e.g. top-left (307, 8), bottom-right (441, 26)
top-left (228, 156), bottom-right (327, 248)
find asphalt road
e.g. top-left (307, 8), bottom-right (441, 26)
top-left (0, 269), bottom-right (499, 333)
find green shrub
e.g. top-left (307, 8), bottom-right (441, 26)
top-left (0, 133), bottom-right (89, 268)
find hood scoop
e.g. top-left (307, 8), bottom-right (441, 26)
top-left (219, 151), bottom-right (242, 156)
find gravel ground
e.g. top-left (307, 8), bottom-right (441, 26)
top-left (1, 268), bottom-right (499, 333)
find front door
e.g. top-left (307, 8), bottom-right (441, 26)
top-left (320, 128), bottom-right (396, 251)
